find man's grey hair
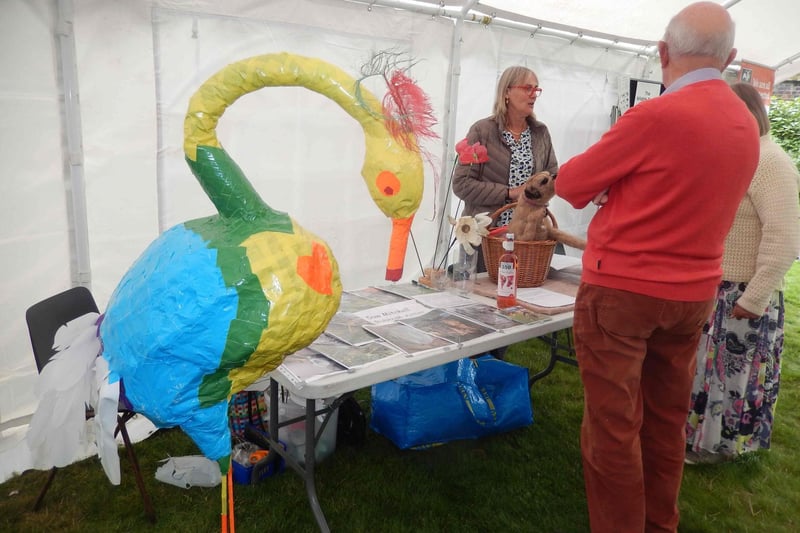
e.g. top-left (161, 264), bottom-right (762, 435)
top-left (662, 11), bottom-right (735, 64)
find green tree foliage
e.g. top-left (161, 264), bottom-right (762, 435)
top-left (769, 96), bottom-right (800, 171)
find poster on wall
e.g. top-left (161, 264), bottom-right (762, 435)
top-left (738, 60), bottom-right (775, 106)
top-left (631, 79), bottom-right (664, 107)
top-left (616, 77), bottom-right (665, 118)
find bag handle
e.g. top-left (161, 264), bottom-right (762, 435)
top-left (455, 359), bottom-right (498, 426)
top-left (456, 383), bottom-right (497, 426)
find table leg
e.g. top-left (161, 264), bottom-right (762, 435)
top-left (266, 378), bottom-right (332, 532)
top-left (529, 328), bottom-right (578, 387)
top-left (303, 397), bottom-right (330, 533)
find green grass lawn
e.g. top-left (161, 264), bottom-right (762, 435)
top-left (2, 262), bottom-right (798, 532)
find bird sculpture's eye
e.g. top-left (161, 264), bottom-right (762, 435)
top-left (376, 170), bottom-right (401, 197)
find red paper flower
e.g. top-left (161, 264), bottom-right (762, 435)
top-left (455, 139), bottom-right (489, 164)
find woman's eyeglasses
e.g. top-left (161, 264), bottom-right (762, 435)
top-left (510, 85), bottom-right (543, 97)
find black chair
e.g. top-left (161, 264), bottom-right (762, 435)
top-left (25, 286), bottom-right (155, 523)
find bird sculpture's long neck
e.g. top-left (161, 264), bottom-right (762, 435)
top-left (183, 53), bottom-right (385, 222)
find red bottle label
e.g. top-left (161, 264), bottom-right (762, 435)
top-left (497, 260), bottom-right (517, 308)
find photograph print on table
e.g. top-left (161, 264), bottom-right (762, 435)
top-left (309, 334), bottom-right (402, 371)
top-left (277, 347), bottom-right (347, 387)
top-left (349, 286), bottom-right (409, 305)
top-left (339, 291), bottom-right (385, 313)
top-left (362, 322), bottom-right (453, 355)
top-left (400, 308), bottom-right (495, 343)
top-left (449, 303), bottom-right (520, 330)
top-left (412, 291), bottom-right (473, 309)
top-left (375, 282), bottom-right (439, 299)
top-left (498, 306), bottom-right (553, 325)
top-left (324, 312), bottom-right (379, 346)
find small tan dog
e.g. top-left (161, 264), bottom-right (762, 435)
top-left (506, 171), bottom-right (586, 250)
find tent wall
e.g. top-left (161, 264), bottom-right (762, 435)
top-left (1, 0), bottom-right (652, 482)
top-left (1, 0), bottom-right (70, 475)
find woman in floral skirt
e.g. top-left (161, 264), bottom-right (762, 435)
top-left (685, 82), bottom-right (800, 464)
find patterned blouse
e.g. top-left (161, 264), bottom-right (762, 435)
top-left (498, 128), bottom-right (534, 226)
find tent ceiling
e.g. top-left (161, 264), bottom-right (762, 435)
top-left (382, 0), bottom-right (800, 82)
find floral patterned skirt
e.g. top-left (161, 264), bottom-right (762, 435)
top-left (685, 280), bottom-right (785, 457)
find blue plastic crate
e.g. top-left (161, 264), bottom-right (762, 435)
top-left (231, 438), bottom-right (286, 485)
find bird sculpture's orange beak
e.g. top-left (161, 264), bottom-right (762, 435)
top-left (385, 215), bottom-right (414, 281)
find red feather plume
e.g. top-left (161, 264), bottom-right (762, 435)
top-left (382, 70), bottom-right (438, 151)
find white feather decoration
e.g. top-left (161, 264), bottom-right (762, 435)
top-left (26, 312), bottom-right (101, 469)
top-left (94, 355), bottom-right (121, 484)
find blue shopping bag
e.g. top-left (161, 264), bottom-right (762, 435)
top-left (370, 355), bottom-right (533, 449)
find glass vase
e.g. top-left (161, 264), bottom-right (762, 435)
top-left (449, 246), bottom-right (479, 295)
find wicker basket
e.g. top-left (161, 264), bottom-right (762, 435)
top-left (482, 202), bottom-right (557, 288)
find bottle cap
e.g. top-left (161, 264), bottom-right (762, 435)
top-left (502, 234), bottom-right (515, 251)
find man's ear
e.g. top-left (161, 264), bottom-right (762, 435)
top-left (658, 41), bottom-right (669, 68)
top-left (723, 47), bottom-right (737, 69)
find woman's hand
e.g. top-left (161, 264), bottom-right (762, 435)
top-left (508, 184), bottom-right (523, 203)
top-left (731, 303), bottom-right (759, 320)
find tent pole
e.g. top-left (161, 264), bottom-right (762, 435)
top-left (428, 1), bottom-right (481, 274)
top-left (152, 7), bottom-right (169, 234)
top-left (361, 1), bottom-right (659, 57)
top-left (57, 0), bottom-right (92, 289)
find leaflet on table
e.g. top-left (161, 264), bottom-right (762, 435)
top-left (547, 255), bottom-right (582, 285)
top-left (411, 291), bottom-right (473, 309)
top-left (348, 286), bottom-right (409, 305)
top-left (276, 347), bottom-right (348, 388)
top-left (354, 299), bottom-right (430, 325)
top-left (373, 281), bottom-right (439, 299)
top-left (338, 291), bottom-right (386, 313)
top-left (362, 322), bottom-right (453, 355)
top-left (498, 306), bottom-right (553, 325)
top-left (308, 334), bottom-right (402, 371)
top-left (548, 254), bottom-right (582, 270)
top-left (516, 287), bottom-right (576, 307)
top-left (449, 303), bottom-right (520, 330)
top-left (399, 308), bottom-right (496, 343)
top-left (324, 312), bottom-right (378, 346)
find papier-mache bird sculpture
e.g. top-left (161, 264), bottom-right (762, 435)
top-left (27, 51), bottom-right (436, 492)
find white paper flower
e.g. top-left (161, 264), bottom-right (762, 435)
top-left (448, 212), bottom-right (492, 255)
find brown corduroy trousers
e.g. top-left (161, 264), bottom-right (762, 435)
top-left (572, 283), bottom-right (713, 532)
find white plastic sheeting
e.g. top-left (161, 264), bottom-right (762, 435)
top-left (405, 0), bottom-right (800, 82)
top-left (1, 0), bottom-right (794, 482)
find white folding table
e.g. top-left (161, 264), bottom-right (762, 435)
top-left (261, 290), bottom-right (576, 532)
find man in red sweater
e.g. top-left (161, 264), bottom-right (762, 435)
top-left (555, 2), bottom-right (760, 532)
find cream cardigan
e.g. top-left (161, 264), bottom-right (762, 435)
top-left (723, 136), bottom-right (800, 314)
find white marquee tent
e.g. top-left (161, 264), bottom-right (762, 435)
top-left (2, 0), bottom-right (798, 483)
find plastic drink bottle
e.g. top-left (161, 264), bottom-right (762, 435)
top-left (496, 233), bottom-right (518, 309)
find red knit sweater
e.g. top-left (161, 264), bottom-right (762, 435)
top-left (556, 79), bottom-right (760, 301)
